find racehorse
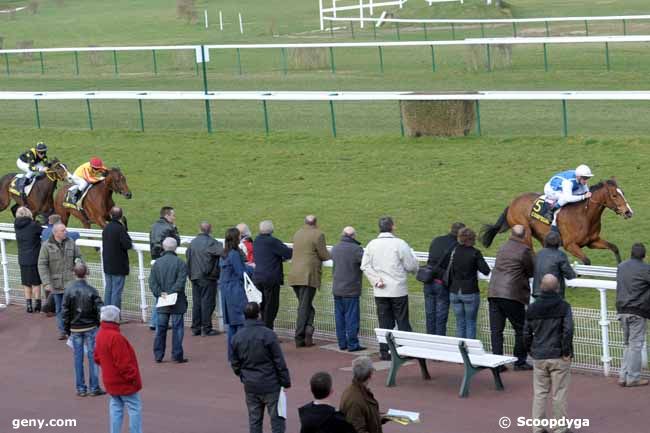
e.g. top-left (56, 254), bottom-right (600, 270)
top-left (0, 159), bottom-right (70, 221)
top-left (54, 167), bottom-right (132, 228)
top-left (480, 179), bottom-right (633, 265)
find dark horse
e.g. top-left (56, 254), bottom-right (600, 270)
top-left (0, 159), bottom-right (70, 220)
top-left (54, 167), bottom-right (132, 228)
top-left (480, 179), bottom-right (633, 265)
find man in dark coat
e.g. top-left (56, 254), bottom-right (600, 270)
top-left (102, 207), bottom-right (133, 310)
top-left (423, 222), bottom-right (465, 335)
top-left (488, 225), bottom-right (534, 370)
top-left (186, 221), bottom-right (223, 337)
top-left (331, 226), bottom-right (365, 352)
top-left (299, 372), bottom-right (355, 433)
top-left (616, 243), bottom-right (650, 387)
top-left (149, 237), bottom-right (188, 363)
top-left (532, 231), bottom-right (576, 299)
top-left (231, 302), bottom-right (291, 433)
top-left (252, 220), bottom-right (292, 330)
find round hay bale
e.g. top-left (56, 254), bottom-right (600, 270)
top-left (287, 47), bottom-right (328, 70)
top-left (400, 98), bottom-right (476, 137)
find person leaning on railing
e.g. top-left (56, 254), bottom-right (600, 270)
top-left (14, 206), bottom-right (43, 314)
top-left (532, 231), bottom-right (576, 300)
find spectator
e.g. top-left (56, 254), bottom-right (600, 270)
top-left (62, 263), bottom-right (105, 397)
top-left (340, 357), bottom-right (385, 433)
top-left (237, 222), bottom-right (255, 264)
top-left (220, 227), bottom-right (253, 360)
top-left (423, 222), bottom-right (465, 336)
top-left (331, 226), bottom-right (365, 352)
top-left (616, 243), bottom-right (650, 387)
top-left (524, 274), bottom-right (574, 433)
top-left (299, 372), bottom-right (355, 433)
top-left (42, 214), bottom-right (80, 242)
top-left (14, 207), bottom-right (43, 313)
top-left (38, 222), bottom-right (83, 340)
top-left (252, 220), bottom-right (292, 330)
top-left (446, 227), bottom-right (490, 339)
top-left (361, 217), bottom-right (418, 361)
top-left (231, 302), bottom-right (291, 433)
top-left (102, 207), bottom-right (133, 311)
top-left (532, 231), bottom-right (576, 299)
top-left (287, 215), bottom-right (330, 348)
top-left (94, 305), bottom-right (143, 433)
top-left (148, 206), bottom-right (180, 331)
top-left (488, 225), bottom-right (534, 371)
top-left (187, 221), bottom-right (223, 337)
top-left (149, 237), bottom-right (188, 363)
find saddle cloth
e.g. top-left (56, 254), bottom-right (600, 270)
top-left (530, 195), bottom-right (556, 225)
top-left (9, 175), bottom-right (36, 197)
top-left (62, 184), bottom-right (94, 211)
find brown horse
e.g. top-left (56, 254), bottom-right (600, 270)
top-left (54, 167), bottom-right (132, 228)
top-left (0, 159), bottom-right (70, 221)
top-left (480, 179), bottom-right (633, 265)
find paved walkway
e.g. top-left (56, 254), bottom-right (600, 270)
top-left (0, 305), bottom-right (646, 433)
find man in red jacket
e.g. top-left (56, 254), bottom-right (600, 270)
top-left (94, 305), bottom-right (143, 433)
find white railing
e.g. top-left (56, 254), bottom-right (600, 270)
top-left (319, 0), bottom-right (409, 30)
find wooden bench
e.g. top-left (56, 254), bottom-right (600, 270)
top-left (375, 328), bottom-right (516, 398)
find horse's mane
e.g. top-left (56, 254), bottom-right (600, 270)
top-left (590, 179), bottom-right (617, 193)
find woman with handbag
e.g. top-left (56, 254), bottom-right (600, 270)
top-left (219, 227), bottom-right (254, 361)
top-left (444, 227), bottom-right (491, 339)
top-left (14, 207), bottom-right (43, 313)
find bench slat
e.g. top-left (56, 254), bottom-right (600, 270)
top-left (375, 328), bottom-right (485, 350)
top-left (378, 337), bottom-right (486, 355)
top-left (398, 347), bottom-right (516, 367)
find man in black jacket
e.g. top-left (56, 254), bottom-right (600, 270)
top-left (186, 221), bottom-right (223, 337)
top-left (423, 222), bottom-right (465, 335)
top-left (252, 220), bottom-right (292, 330)
top-left (232, 302), bottom-right (291, 433)
top-left (62, 263), bottom-right (105, 397)
top-left (102, 207), bottom-right (132, 311)
top-left (532, 231), bottom-right (576, 299)
top-left (299, 372), bottom-right (355, 433)
top-left (149, 237), bottom-right (189, 363)
top-left (524, 274), bottom-right (574, 433)
top-left (616, 243), bottom-right (650, 387)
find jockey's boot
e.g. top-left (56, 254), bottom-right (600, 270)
top-left (65, 189), bottom-right (77, 205)
top-left (550, 225), bottom-right (560, 233)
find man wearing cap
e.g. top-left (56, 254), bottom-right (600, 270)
top-left (66, 157), bottom-right (108, 205)
top-left (543, 164), bottom-right (594, 229)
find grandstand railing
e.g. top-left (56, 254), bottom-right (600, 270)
top-left (0, 223), bottom-right (645, 377)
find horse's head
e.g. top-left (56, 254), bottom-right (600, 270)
top-left (107, 167), bottom-right (132, 199)
top-left (590, 179), bottom-right (633, 219)
top-left (46, 158), bottom-right (71, 182)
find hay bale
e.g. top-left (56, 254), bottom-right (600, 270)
top-left (400, 98), bottom-right (476, 137)
top-left (287, 48), bottom-right (328, 70)
top-left (16, 40), bottom-right (34, 59)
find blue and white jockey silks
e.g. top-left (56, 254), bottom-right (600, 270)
top-left (543, 170), bottom-right (589, 207)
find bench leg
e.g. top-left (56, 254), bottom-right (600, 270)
top-left (490, 367), bottom-right (505, 391)
top-left (417, 358), bottom-right (431, 380)
top-left (386, 354), bottom-right (407, 387)
top-left (459, 364), bottom-right (481, 398)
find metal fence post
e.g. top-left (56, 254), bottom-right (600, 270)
top-left (422, 23), bottom-right (428, 40)
top-left (236, 48), bottom-right (243, 75)
top-left (543, 43), bottom-right (549, 72)
top-left (329, 47), bottom-right (336, 73)
top-left (74, 51), bottom-right (80, 75)
top-left (86, 99), bottom-right (94, 131)
top-left (584, 20), bottom-right (589, 36)
top-left (545, 20), bottom-right (550, 37)
top-left (622, 19), bottom-right (627, 36)
top-left (475, 100), bottom-right (482, 136)
top-left (34, 100), bottom-right (41, 129)
top-left (330, 20), bottom-right (334, 38)
top-left (350, 21), bottom-right (355, 39)
top-left (430, 45), bottom-right (436, 72)
top-left (598, 288), bottom-right (611, 376)
top-left (137, 250), bottom-right (148, 323)
top-left (395, 22), bottom-right (401, 40)
top-left (4, 53), bottom-right (9, 76)
top-left (398, 101), bottom-right (404, 137)
top-left (561, 100), bottom-right (568, 137)
top-left (378, 46), bottom-right (384, 73)
top-left (152, 49), bottom-right (158, 75)
top-left (451, 22), bottom-right (456, 40)
top-left (200, 45), bottom-right (213, 133)
top-left (512, 22), bottom-right (517, 37)
top-left (605, 42), bottom-right (611, 71)
top-left (480, 23), bottom-right (485, 38)
top-left (486, 44), bottom-right (492, 72)
top-left (373, 24), bottom-right (377, 40)
top-left (329, 100), bottom-right (337, 137)
top-left (138, 99), bottom-right (145, 132)
top-left (113, 50), bottom-right (119, 75)
top-left (0, 238), bottom-right (10, 305)
top-left (39, 52), bottom-right (45, 75)
top-left (262, 100), bottom-right (270, 135)
top-left (280, 48), bottom-right (288, 75)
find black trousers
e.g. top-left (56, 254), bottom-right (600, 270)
top-left (191, 278), bottom-right (217, 333)
top-left (488, 297), bottom-right (527, 363)
top-left (293, 285), bottom-right (316, 343)
top-left (259, 282), bottom-right (281, 330)
top-left (375, 296), bottom-right (412, 356)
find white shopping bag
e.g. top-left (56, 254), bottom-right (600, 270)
top-left (278, 387), bottom-right (287, 419)
top-left (244, 273), bottom-right (263, 304)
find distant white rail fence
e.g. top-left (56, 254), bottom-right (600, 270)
top-left (0, 223), bottom-right (646, 376)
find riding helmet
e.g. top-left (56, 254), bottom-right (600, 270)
top-left (35, 142), bottom-right (47, 152)
top-left (90, 157), bottom-right (104, 169)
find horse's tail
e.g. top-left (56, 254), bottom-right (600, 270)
top-left (480, 207), bottom-right (510, 248)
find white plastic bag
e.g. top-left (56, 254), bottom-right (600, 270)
top-left (244, 273), bottom-right (262, 304)
top-left (278, 387), bottom-right (287, 419)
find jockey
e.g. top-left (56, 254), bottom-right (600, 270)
top-left (66, 157), bottom-right (108, 203)
top-left (543, 164), bottom-right (594, 227)
top-left (16, 142), bottom-right (49, 183)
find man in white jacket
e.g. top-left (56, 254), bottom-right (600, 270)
top-left (361, 216), bottom-right (419, 361)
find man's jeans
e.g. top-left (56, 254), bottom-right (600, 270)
top-left (110, 392), bottom-right (142, 433)
top-left (423, 281), bottom-right (450, 336)
top-left (153, 312), bottom-right (184, 361)
top-left (104, 274), bottom-right (126, 310)
top-left (71, 328), bottom-right (100, 393)
top-left (53, 292), bottom-right (65, 333)
top-left (334, 296), bottom-right (361, 350)
top-left (450, 292), bottom-right (480, 339)
top-left (619, 313), bottom-right (647, 384)
top-left (149, 298), bottom-right (158, 329)
top-left (245, 390), bottom-right (285, 433)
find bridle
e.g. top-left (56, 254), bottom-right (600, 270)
top-left (44, 162), bottom-right (70, 182)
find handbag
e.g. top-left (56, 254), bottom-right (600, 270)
top-left (416, 265), bottom-right (435, 284)
top-left (442, 248), bottom-right (457, 288)
top-left (244, 273), bottom-right (263, 304)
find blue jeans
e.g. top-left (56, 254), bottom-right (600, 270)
top-left (72, 328), bottom-right (100, 393)
top-left (450, 292), bottom-right (481, 339)
top-left (423, 281), bottom-right (450, 336)
top-left (104, 274), bottom-right (126, 309)
top-left (334, 296), bottom-right (361, 350)
top-left (110, 392), bottom-right (142, 433)
top-left (149, 298), bottom-right (158, 329)
top-left (53, 292), bottom-right (64, 333)
top-left (153, 312), bottom-right (184, 361)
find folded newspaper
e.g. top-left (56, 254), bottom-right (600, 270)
top-left (156, 293), bottom-right (178, 308)
top-left (385, 409), bottom-right (420, 425)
